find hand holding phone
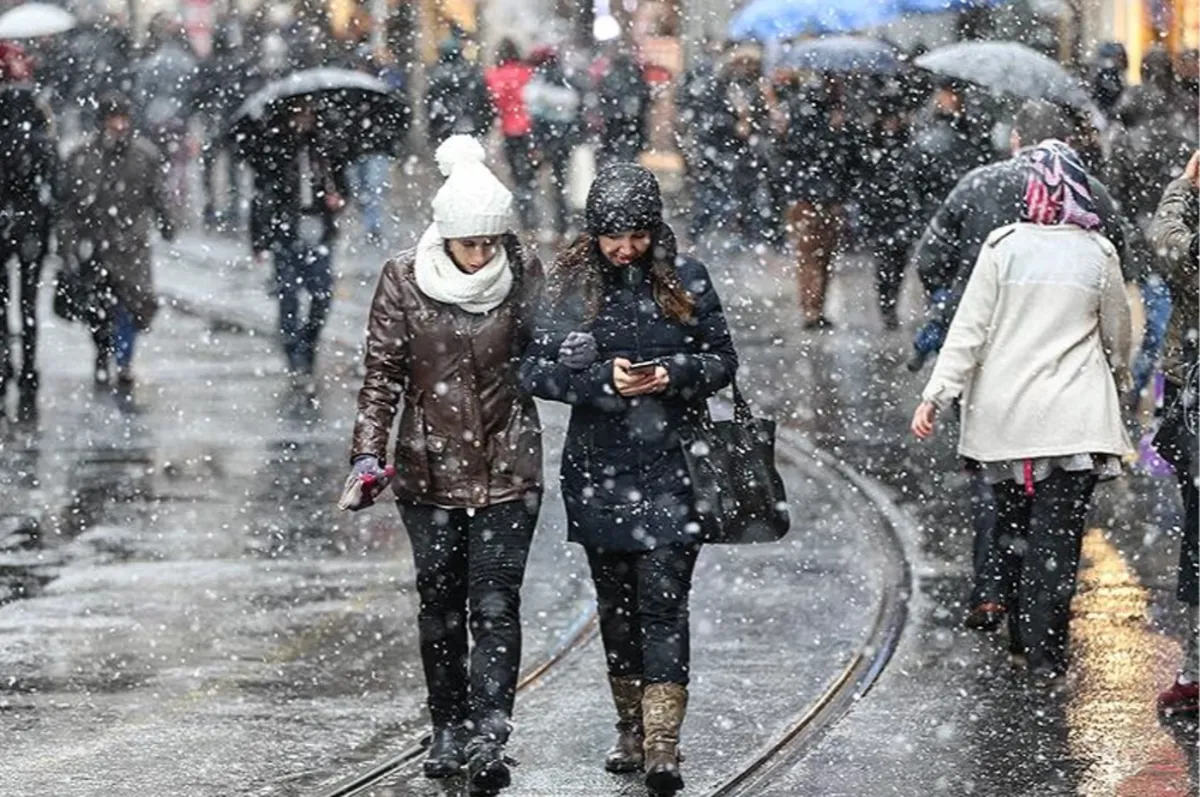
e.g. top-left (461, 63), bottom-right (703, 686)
top-left (613, 358), bottom-right (670, 397)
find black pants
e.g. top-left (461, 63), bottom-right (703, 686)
top-left (502, 135), bottom-right (538, 232)
top-left (0, 224), bottom-right (47, 389)
top-left (993, 469), bottom-right (1097, 674)
top-left (968, 466), bottom-right (1001, 608)
top-left (1176, 457), bottom-right (1198, 606)
top-left (540, 135), bottom-right (572, 235)
top-left (1162, 378), bottom-right (1199, 605)
top-left (400, 497), bottom-right (539, 739)
top-left (201, 117), bottom-right (241, 223)
top-left (586, 544), bottom-right (700, 686)
top-left (272, 241), bottom-right (332, 375)
top-left (873, 234), bottom-right (909, 318)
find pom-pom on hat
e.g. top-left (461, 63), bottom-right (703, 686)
top-left (431, 135), bottom-right (514, 239)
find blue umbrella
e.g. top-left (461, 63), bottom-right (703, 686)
top-left (729, 0), bottom-right (899, 41)
top-left (777, 36), bottom-right (902, 73)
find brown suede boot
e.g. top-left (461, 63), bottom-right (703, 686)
top-left (642, 682), bottom-right (687, 795)
top-left (605, 675), bottom-right (644, 772)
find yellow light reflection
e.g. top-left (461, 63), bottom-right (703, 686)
top-left (1068, 528), bottom-right (1189, 796)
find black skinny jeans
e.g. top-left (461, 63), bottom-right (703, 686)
top-left (992, 469), bottom-right (1097, 675)
top-left (399, 497), bottom-right (538, 739)
top-left (586, 544), bottom-right (700, 686)
top-left (502, 135), bottom-right (538, 232)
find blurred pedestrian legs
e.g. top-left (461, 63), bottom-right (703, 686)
top-left (351, 153), bottom-right (390, 244)
top-left (272, 243), bottom-right (331, 376)
top-left (787, 200), bottom-right (841, 329)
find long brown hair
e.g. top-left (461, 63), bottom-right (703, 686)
top-left (546, 226), bottom-right (696, 325)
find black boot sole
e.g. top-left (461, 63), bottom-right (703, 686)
top-left (468, 760), bottom-right (511, 796)
top-left (645, 768), bottom-right (683, 796)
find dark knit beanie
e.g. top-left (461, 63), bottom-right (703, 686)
top-left (585, 163), bottom-right (663, 236)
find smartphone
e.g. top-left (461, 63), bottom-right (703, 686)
top-left (627, 360), bottom-right (659, 374)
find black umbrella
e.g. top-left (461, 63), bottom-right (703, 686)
top-left (778, 36), bottom-right (901, 74)
top-left (229, 67), bottom-right (405, 158)
top-left (915, 41), bottom-right (1093, 110)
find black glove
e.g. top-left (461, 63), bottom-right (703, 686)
top-left (557, 331), bottom-right (598, 370)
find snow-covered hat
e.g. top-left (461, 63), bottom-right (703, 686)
top-left (585, 162), bottom-right (663, 236)
top-left (431, 135), bottom-right (514, 239)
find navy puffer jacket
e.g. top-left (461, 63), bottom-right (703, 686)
top-left (521, 227), bottom-right (738, 552)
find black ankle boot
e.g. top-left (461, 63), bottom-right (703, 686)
top-left (16, 370), bottom-right (38, 422)
top-left (466, 737), bottom-right (511, 796)
top-left (424, 724), bottom-right (467, 779)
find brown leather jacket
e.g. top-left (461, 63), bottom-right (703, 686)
top-left (351, 234), bottom-right (544, 507)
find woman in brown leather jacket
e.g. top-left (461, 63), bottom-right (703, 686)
top-left (345, 136), bottom-right (543, 797)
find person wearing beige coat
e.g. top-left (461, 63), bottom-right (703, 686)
top-left (911, 140), bottom-right (1133, 678)
top-left (918, 222), bottom-right (1133, 463)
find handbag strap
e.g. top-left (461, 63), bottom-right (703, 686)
top-left (731, 378), bottom-right (753, 424)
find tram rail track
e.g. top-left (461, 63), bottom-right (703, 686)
top-left (317, 607), bottom-right (599, 797)
top-left (315, 423), bottom-right (914, 797)
top-left (700, 427), bottom-right (913, 797)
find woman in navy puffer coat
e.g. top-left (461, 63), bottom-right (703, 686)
top-left (521, 163), bottom-right (737, 797)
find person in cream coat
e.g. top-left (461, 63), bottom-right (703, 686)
top-left (911, 140), bottom-right (1132, 679)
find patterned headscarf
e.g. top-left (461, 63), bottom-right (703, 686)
top-left (1022, 140), bottom-right (1102, 230)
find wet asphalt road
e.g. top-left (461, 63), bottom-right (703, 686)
top-left (0, 203), bottom-right (1194, 797)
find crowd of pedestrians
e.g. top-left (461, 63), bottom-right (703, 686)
top-left (0, 11), bottom-right (1194, 795)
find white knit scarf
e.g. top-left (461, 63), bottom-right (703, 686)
top-left (413, 223), bottom-right (513, 314)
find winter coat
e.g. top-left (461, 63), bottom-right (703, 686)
top-left (676, 57), bottom-right (721, 169)
top-left (922, 223), bottom-right (1133, 463)
top-left (774, 82), bottom-right (864, 205)
top-left (1104, 105), bottom-right (1196, 279)
top-left (525, 61), bottom-right (581, 146)
top-left (195, 46), bottom-right (250, 126)
top-left (858, 123), bottom-right (916, 246)
top-left (708, 69), bottom-right (770, 165)
top-left (248, 132), bottom-right (348, 254)
top-left (596, 55), bottom-right (651, 157)
top-left (1149, 176), bottom-right (1199, 385)
top-left (905, 109), bottom-right (993, 230)
top-left (0, 87), bottom-right (57, 262)
top-left (59, 134), bottom-right (173, 329)
top-left (425, 53), bottom-right (493, 145)
top-left (351, 234), bottom-right (544, 508)
top-left (913, 153), bottom-right (1129, 318)
top-left (131, 41), bottom-right (198, 130)
top-left (520, 230), bottom-right (738, 552)
top-left (485, 60), bottom-right (534, 138)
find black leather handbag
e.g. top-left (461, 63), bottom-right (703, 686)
top-left (681, 381), bottom-right (790, 544)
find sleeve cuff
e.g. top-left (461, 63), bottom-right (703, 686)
top-left (922, 384), bottom-right (955, 412)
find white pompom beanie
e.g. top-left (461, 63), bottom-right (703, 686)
top-left (431, 135), bottom-right (514, 239)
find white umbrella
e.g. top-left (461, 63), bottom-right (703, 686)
top-left (0, 3), bottom-right (76, 39)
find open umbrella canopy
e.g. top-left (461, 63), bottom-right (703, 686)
top-left (896, 0), bottom-right (1009, 11)
top-left (230, 67), bottom-right (406, 159)
top-left (915, 40), bottom-right (1093, 109)
top-left (233, 67), bottom-right (393, 123)
top-left (0, 3), bottom-right (75, 39)
top-left (729, 0), bottom-right (898, 41)
top-left (777, 36), bottom-right (901, 73)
